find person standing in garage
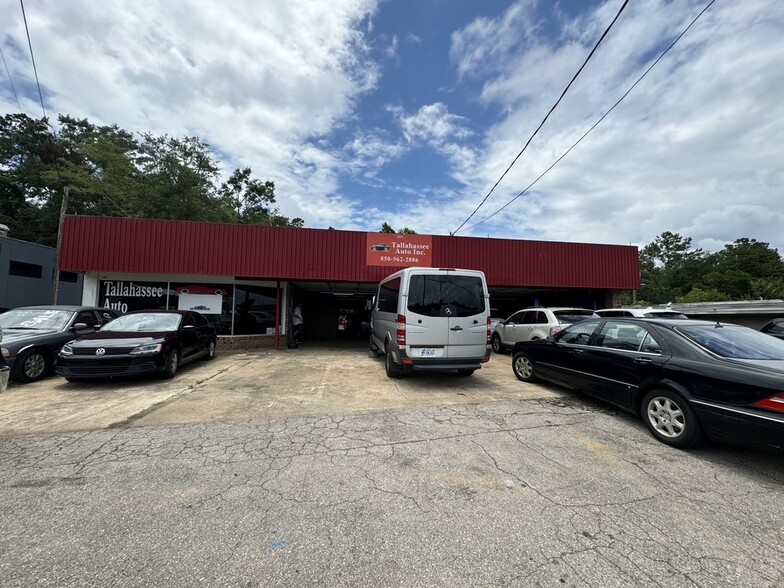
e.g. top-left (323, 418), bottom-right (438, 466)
top-left (292, 302), bottom-right (303, 343)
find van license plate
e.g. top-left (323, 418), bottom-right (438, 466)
top-left (420, 348), bottom-right (436, 357)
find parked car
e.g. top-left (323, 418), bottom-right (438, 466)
top-left (595, 307), bottom-right (688, 319)
top-left (760, 318), bottom-right (784, 340)
top-left (56, 310), bottom-right (217, 382)
top-left (511, 317), bottom-right (784, 451)
top-left (491, 307), bottom-right (597, 353)
top-left (0, 306), bottom-right (118, 383)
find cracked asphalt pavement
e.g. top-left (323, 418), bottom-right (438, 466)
top-left (1, 345), bottom-right (782, 587)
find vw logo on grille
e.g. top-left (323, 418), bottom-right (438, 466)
top-left (95, 348), bottom-right (106, 356)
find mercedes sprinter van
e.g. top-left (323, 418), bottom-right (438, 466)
top-left (370, 267), bottom-right (491, 378)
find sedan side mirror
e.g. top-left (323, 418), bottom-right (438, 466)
top-left (72, 322), bottom-right (93, 332)
top-left (546, 335), bottom-right (556, 343)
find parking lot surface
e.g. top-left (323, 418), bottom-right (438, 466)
top-left (0, 343), bottom-right (558, 436)
top-left (1, 344), bottom-right (782, 587)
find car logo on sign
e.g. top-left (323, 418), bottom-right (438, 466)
top-left (95, 348), bottom-right (106, 356)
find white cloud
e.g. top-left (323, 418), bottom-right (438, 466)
top-left (446, 0), bottom-right (784, 252)
top-left (0, 0), bottom-right (380, 227)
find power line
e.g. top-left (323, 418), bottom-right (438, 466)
top-left (0, 46), bottom-right (23, 112)
top-left (451, 0), bottom-right (630, 235)
top-left (20, 0), bottom-right (47, 119)
top-left (455, 0), bottom-right (717, 235)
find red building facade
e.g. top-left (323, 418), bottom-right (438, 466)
top-left (60, 216), bottom-right (639, 346)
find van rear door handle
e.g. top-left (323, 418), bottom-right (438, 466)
top-left (450, 326), bottom-right (463, 331)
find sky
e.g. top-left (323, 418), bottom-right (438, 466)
top-left (1, 0), bottom-right (783, 254)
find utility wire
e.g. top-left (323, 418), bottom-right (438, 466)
top-left (451, 0), bottom-right (630, 235)
top-left (455, 0), bottom-right (716, 235)
top-left (20, 0), bottom-right (46, 119)
top-left (0, 46), bottom-right (23, 112)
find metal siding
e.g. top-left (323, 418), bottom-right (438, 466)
top-left (60, 217), bottom-right (640, 289)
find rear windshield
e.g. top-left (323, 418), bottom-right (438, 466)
top-left (554, 310), bottom-right (596, 324)
top-left (407, 274), bottom-right (486, 317)
top-left (676, 324), bottom-right (784, 360)
top-left (644, 311), bottom-right (688, 319)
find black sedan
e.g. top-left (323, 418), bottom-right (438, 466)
top-left (0, 306), bottom-right (118, 382)
top-left (511, 318), bottom-right (784, 451)
top-left (56, 310), bottom-right (216, 381)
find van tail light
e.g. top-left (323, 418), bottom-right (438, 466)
top-left (752, 393), bottom-right (784, 413)
top-left (549, 326), bottom-right (561, 336)
top-left (396, 314), bottom-right (406, 346)
top-left (487, 316), bottom-right (492, 345)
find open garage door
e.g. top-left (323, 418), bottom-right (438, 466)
top-left (290, 281), bottom-right (376, 342)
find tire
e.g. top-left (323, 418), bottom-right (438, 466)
top-left (384, 347), bottom-right (402, 379)
top-left (491, 334), bottom-right (504, 354)
top-left (641, 389), bottom-right (702, 448)
top-left (457, 369), bottom-right (475, 377)
top-left (205, 339), bottom-right (216, 360)
top-left (512, 351), bottom-right (537, 382)
top-left (163, 349), bottom-right (180, 379)
top-left (16, 348), bottom-right (50, 383)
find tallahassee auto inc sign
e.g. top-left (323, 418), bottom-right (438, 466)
top-left (366, 234), bottom-right (433, 267)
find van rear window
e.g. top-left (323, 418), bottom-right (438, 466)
top-left (407, 275), bottom-right (486, 317)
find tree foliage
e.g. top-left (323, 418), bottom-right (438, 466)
top-left (0, 113), bottom-right (303, 247)
top-left (380, 222), bottom-right (416, 234)
top-left (639, 232), bottom-right (784, 303)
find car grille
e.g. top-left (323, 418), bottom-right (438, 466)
top-left (73, 347), bottom-right (134, 356)
top-left (67, 359), bottom-right (157, 375)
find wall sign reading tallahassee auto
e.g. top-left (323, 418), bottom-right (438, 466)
top-left (366, 234), bottom-right (433, 267)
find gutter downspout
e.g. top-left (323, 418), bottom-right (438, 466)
top-left (274, 280), bottom-right (281, 350)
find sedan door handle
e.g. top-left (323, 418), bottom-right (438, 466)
top-left (634, 357), bottom-right (652, 364)
top-left (450, 326), bottom-right (463, 331)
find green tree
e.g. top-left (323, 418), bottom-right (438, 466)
top-left (0, 113), bottom-right (305, 247)
top-left (380, 222), bottom-right (416, 234)
top-left (639, 232), bottom-right (707, 303)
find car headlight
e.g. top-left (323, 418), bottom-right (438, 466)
top-left (59, 341), bottom-right (76, 356)
top-left (1, 347), bottom-right (9, 361)
top-left (129, 343), bottom-right (163, 355)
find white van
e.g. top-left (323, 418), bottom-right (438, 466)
top-left (370, 267), bottom-right (491, 378)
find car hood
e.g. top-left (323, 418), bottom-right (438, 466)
top-left (0, 329), bottom-right (61, 346)
top-left (70, 331), bottom-right (172, 348)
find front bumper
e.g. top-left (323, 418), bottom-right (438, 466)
top-left (56, 354), bottom-right (167, 379)
top-left (691, 399), bottom-right (784, 451)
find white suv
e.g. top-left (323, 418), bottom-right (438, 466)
top-left (491, 307), bottom-right (597, 353)
top-left (595, 307), bottom-right (688, 319)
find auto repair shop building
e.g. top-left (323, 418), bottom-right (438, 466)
top-left (60, 216), bottom-right (640, 349)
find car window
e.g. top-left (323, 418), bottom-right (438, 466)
top-left (640, 333), bottom-right (663, 354)
top-left (100, 310), bottom-right (118, 324)
top-left (407, 274), bottom-right (486, 317)
top-left (377, 278), bottom-right (400, 313)
top-left (74, 311), bottom-right (97, 327)
top-left (643, 311), bottom-right (688, 319)
top-left (596, 321), bottom-right (647, 351)
top-left (557, 320), bottom-right (599, 345)
top-left (520, 311), bottom-right (537, 325)
top-left (677, 324), bottom-right (784, 360)
top-left (182, 314), bottom-right (196, 328)
top-left (506, 311), bottom-right (525, 325)
top-left (536, 311), bottom-right (548, 324)
top-left (764, 319), bottom-right (784, 334)
top-left (101, 313), bottom-right (182, 332)
top-left (555, 310), bottom-right (596, 324)
top-left (0, 309), bottom-right (73, 331)
top-left (193, 313), bottom-right (208, 327)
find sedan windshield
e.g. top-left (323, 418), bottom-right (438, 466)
top-left (676, 324), bottom-right (784, 360)
top-left (0, 309), bottom-right (72, 331)
top-left (101, 313), bottom-right (181, 332)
